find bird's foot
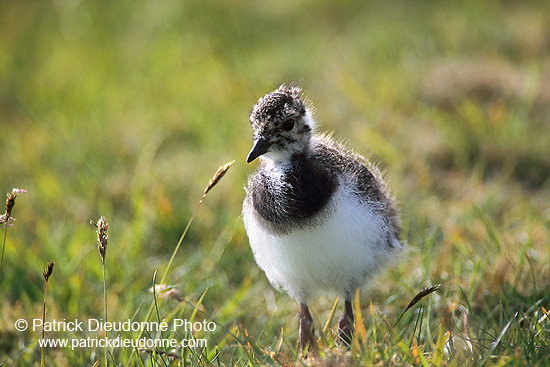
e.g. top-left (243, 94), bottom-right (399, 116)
top-left (338, 300), bottom-right (354, 346)
top-left (299, 303), bottom-right (316, 353)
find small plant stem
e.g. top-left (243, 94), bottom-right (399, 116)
top-left (0, 224), bottom-right (7, 279)
top-left (41, 281), bottom-right (48, 367)
top-left (159, 159), bottom-right (233, 287)
top-left (40, 261), bottom-right (54, 366)
top-left (159, 198), bottom-right (203, 286)
top-left (0, 188), bottom-right (26, 280)
top-left (103, 261), bottom-right (108, 367)
top-left (91, 217), bottom-right (109, 366)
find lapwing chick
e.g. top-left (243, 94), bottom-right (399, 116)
top-left (242, 84), bottom-right (402, 349)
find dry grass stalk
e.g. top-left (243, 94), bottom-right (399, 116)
top-left (395, 284), bottom-right (441, 325)
top-left (406, 284), bottom-right (441, 310)
top-left (42, 261), bottom-right (55, 283)
top-left (41, 260), bottom-right (55, 367)
top-left (1, 188), bottom-right (27, 278)
top-left (202, 160), bottom-right (235, 198)
top-left (91, 217), bottom-right (109, 263)
top-left (160, 159), bottom-right (235, 286)
top-left (0, 188), bottom-right (27, 226)
top-left (91, 216), bottom-right (109, 367)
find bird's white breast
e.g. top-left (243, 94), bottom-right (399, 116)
top-left (243, 183), bottom-right (396, 303)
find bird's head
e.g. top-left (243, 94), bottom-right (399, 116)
top-left (247, 84), bottom-right (315, 163)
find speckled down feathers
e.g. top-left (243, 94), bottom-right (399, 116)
top-left (250, 84), bottom-right (306, 130)
top-left (314, 134), bottom-right (402, 240)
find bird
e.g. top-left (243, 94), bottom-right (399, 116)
top-left (242, 83), bottom-right (403, 349)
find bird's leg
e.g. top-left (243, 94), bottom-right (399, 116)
top-left (338, 299), bottom-right (354, 346)
top-left (299, 303), bottom-right (316, 351)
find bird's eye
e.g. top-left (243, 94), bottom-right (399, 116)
top-left (282, 119), bottom-right (295, 131)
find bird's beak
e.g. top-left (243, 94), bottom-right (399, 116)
top-left (247, 137), bottom-right (271, 163)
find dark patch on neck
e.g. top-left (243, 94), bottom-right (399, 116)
top-left (249, 154), bottom-right (338, 235)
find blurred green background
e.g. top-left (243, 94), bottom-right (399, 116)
top-left (1, 0), bottom-right (549, 365)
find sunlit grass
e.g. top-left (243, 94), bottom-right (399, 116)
top-left (1, 0), bottom-right (549, 366)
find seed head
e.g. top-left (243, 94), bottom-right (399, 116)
top-left (395, 284), bottom-right (441, 325)
top-left (42, 261), bottom-right (55, 283)
top-left (150, 284), bottom-right (184, 302)
top-left (203, 160), bottom-right (235, 196)
top-left (91, 217), bottom-right (109, 263)
top-left (0, 188), bottom-right (27, 226)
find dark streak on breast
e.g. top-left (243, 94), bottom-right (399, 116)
top-left (247, 142), bottom-right (401, 246)
top-left (249, 153), bottom-right (338, 235)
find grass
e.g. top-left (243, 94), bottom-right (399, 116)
top-left (1, 0), bottom-right (549, 366)
top-left (40, 260), bottom-right (54, 367)
top-left (91, 217), bottom-right (109, 367)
